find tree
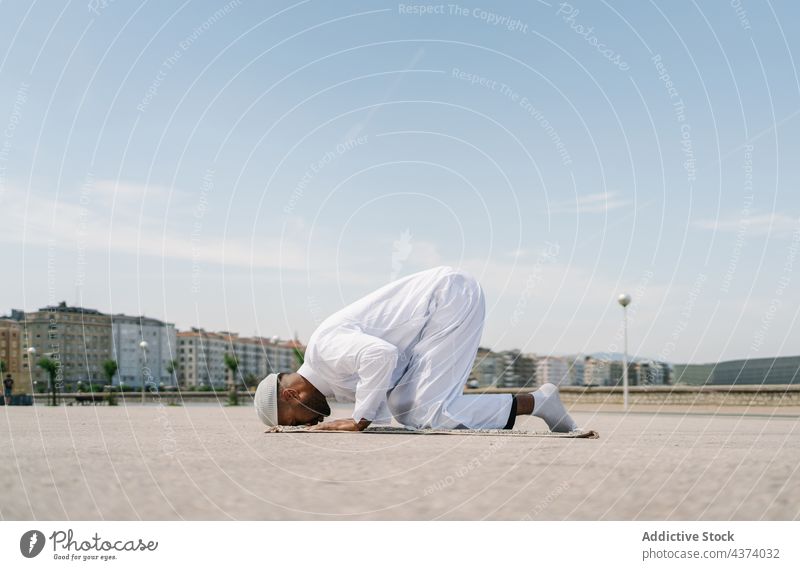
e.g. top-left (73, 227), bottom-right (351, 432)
top-left (244, 372), bottom-right (260, 389)
top-left (102, 361), bottom-right (120, 406)
top-left (292, 347), bottom-right (305, 367)
top-left (165, 359), bottom-right (179, 386)
top-left (102, 360), bottom-right (118, 387)
top-left (37, 357), bottom-right (60, 406)
top-left (223, 353), bottom-right (239, 406)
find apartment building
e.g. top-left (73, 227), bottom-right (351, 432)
top-left (0, 318), bottom-right (23, 393)
top-left (21, 302), bottom-right (112, 390)
top-left (111, 314), bottom-right (177, 387)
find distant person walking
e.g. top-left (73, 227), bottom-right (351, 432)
top-left (3, 374), bottom-right (13, 406)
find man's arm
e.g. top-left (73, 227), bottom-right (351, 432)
top-left (309, 418), bottom-right (371, 431)
top-left (308, 332), bottom-right (398, 432)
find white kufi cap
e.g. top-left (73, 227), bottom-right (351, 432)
top-left (255, 373), bottom-right (279, 426)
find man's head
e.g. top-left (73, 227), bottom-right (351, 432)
top-left (255, 372), bottom-right (330, 427)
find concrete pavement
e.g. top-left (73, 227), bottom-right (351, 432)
top-left (1, 404), bottom-right (798, 520)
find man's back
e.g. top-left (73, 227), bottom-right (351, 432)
top-left (295, 265), bottom-right (498, 429)
top-left (312, 265), bottom-right (466, 352)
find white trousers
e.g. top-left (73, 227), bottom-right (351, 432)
top-left (386, 271), bottom-right (513, 429)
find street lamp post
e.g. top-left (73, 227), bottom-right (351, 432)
top-left (269, 336), bottom-right (280, 374)
top-left (27, 347), bottom-right (36, 398)
top-left (139, 340), bottom-right (149, 404)
top-left (617, 293), bottom-right (632, 410)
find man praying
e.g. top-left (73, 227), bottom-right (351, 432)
top-left (255, 266), bottom-right (577, 433)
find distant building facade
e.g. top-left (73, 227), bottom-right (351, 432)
top-left (0, 319), bottom-right (23, 393)
top-left (22, 302), bottom-right (112, 390)
top-left (111, 315), bottom-right (177, 388)
top-left (536, 356), bottom-right (570, 386)
top-left (609, 361), bottom-right (639, 386)
top-left (567, 356), bottom-right (586, 386)
top-left (3, 302), bottom-right (306, 394)
top-left (177, 329), bottom-right (302, 388)
top-left (584, 358), bottom-right (611, 386)
top-left (177, 329), bottom-right (228, 388)
top-left (471, 349), bottom-right (551, 388)
top-left (265, 339), bottom-right (302, 375)
top-left (637, 359), bottom-right (670, 385)
top-left (470, 347), bottom-right (500, 387)
top-left (496, 350), bottom-right (536, 388)
top-left (227, 334), bottom-right (265, 385)
top-left (673, 356), bottom-right (800, 385)
top-left (585, 356), bottom-right (670, 386)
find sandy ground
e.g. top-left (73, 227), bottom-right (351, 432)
top-left (1, 403), bottom-right (798, 520)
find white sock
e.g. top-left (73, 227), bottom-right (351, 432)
top-left (531, 383), bottom-right (577, 432)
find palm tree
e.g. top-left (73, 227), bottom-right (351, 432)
top-left (292, 347), bottom-right (305, 367)
top-left (37, 357), bottom-right (60, 406)
top-left (223, 353), bottom-right (239, 406)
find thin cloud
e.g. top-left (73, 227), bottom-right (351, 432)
top-left (692, 212), bottom-right (800, 236)
top-left (0, 183), bottom-right (307, 269)
top-left (91, 178), bottom-right (176, 208)
top-left (550, 191), bottom-right (631, 214)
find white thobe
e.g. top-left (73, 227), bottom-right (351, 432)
top-left (297, 266), bottom-right (513, 429)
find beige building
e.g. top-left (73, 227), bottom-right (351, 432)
top-left (22, 302), bottom-right (112, 390)
top-left (584, 357), bottom-right (611, 386)
top-left (536, 356), bottom-right (570, 386)
top-left (264, 338), bottom-right (303, 376)
top-left (177, 329), bottom-right (303, 388)
top-left (177, 329), bottom-right (227, 388)
top-left (0, 319), bottom-right (24, 394)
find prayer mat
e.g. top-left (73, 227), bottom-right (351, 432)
top-left (267, 426), bottom-right (599, 438)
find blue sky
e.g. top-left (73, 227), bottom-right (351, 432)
top-left (1, 0), bottom-right (798, 363)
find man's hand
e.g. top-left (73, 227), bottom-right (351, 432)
top-left (309, 418), bottom-right (371, 431)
